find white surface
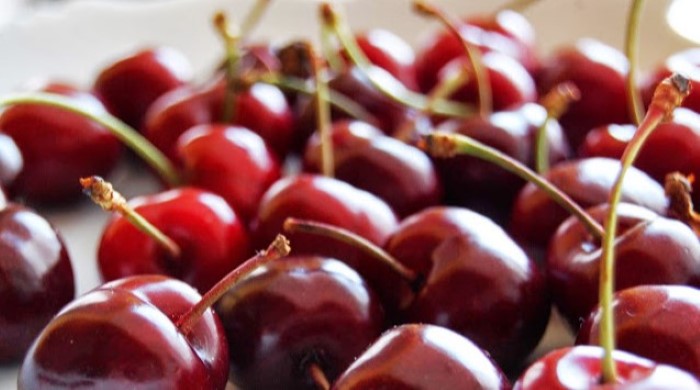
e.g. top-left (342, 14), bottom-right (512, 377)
top-left (0, 0), bottom-right (696, 387)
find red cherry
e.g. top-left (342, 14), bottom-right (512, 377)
top-left (0, 132), bottom-right (22, 192)
top-left (547, 203), bottom-right (700, 329)
top-left (177, 123), bottom-right (282, 222)
top-left (302, 120), bottom-right (442, 217)
top-left (352, 28), bottom-right (418, 90)
top-left (97, 187), bottom-right (251, 292)
top-left (332, 324), bottom-right (510, 389)
top-left (215, 255), bottom-right (384, 389)
top-left (0, 81), bottom-right (122, 205)
top-left (93, 46), bottom-right (192, 131)
top-left (0, 203), bottom-right (75, 362)
top-left (513, 345), bottom-right (700, 389)
top-left (578, 284), bottom-right (700, 379)
top-left (18, 274), bottom-right (228, 389)
top-left (578, 123), bottom-right (634, 159)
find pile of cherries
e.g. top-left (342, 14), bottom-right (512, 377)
top-left (3, 0), bottom-right (700, 388)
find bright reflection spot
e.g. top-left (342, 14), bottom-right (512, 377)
top-left (249, 83), bottom-right (287, 115)
top-left (668, 0), bottom-right (700, 44)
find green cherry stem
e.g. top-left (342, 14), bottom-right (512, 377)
top-left (213, 11), bottom-right (242, 123)
top-left (599, 73), bottom-right (690, 383)
top-left (304, 41), bottom-right (335, 178)
top-left (419, 132), bottom-right (605, 240)
top-left (413, 0), bottom-right (492, 117)
top-left (176, 234), bottom-right (291, 335)
top-left (624, 0), bottom-right (646, 125)
top-left (320, 2), bottom-right (474, 119)
top-left (0, 93), bottom-right (180, 186)
top-left (240, 0), bottom-right (273, 39)
top-left (80, 176), bottom-right (181, 258)
top-left (535, 82), bottom-right (580, 173)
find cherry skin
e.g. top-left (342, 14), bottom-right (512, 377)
top-left (214, 255), bottom-right (385, 390)
top-left (0, 203), bottom-right (75, 362)
top-left (93, 46), bottom-right (192, 131)
top-left (578, 123), bottom-right (634, 159)
top-left (535, 38), bottom-right (630, 149)
top-left (351, 28), bottom-right (418, 90)
top-left (19, 274), bottom-right (229, 389)
top-left (385, 206), bottom-right (551, 371)
top-left (509, 157), bottom-right (668, 255)
top-left (642, 48), bottom-right (700, 114)
top-left (0, 81), bottom-right (122, 205)
top-left (547, 203), bottom-right (700, 330)
top-left (331, 323), bottom-right (510, 390)
top-left (577, 284), bottom-right (700, 379)
top-left (513, 345), bottom-right (700, 389)
top-left (177, 123), bottom-right (282, 222)
top-left (97, 187), bottom-right (251, 292)
top-left (0, 132), bottom-right (22, 194)
top-left (302, 120), bottom-right (442, 217)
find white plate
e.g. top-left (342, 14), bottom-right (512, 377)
top-left (0, 0), bottom-right (695, 388)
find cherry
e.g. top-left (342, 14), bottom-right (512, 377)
top-left (384, 206), bottom-right (550, 371)
top-left (578, 284), bottom-right (700, 379)
top-left (93, 46), bottom-right (192, 131)
top-left (0, 203), bottom-right (75, 362)
top-left (547, 202), bottom-right (700, 330)
top-left (513, 345), bottom-right (700, 389)
top-left (535, 39), bottom-right (631, 149)
top-left (215, 255), bottom-right (385, 389)
top-left (351, 28), bottom-right (418, 90)
top-left (177, 123), bottom-right (282, 222)
top-left (89, 180), bottom-right (251, 292)
top-left (18, 275), bottom-right (228, 389)
top-left (0, 132), bottom-right (22, 193)
top-left (509, 157), bottom-right (668, 254)
top-left (331, 323), bottom-right (510, 389)
top-left (0, 81), bottom-right (122, 205)
top-left (578, 123), bottom-right (634, 159)
top-left (302, 120), bottom-right (442, 217)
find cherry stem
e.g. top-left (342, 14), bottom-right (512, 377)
top-left (0, 93), bottom-right (180, 186)
top-left (213, 11), bottom-right (242, 123)
top-left (80, 176), bottom-right (181, 258)
top-left (599, 73), bottom-right (690, 384)
top-left (535, 82), bottom-right (580, 173)
top-left (665, 172), bottom-right (700, 234)
top-left (321, 23), bottom-right (345, 73)
top-left (320, 2), bottom-right (474, 119)
top-left (419, 132), bottom-right (605, 240)
top-left (176, 234), bottom-right (291, 335)
top-left (308, 363), bottom-right (331, 390)
top-left (240, 0), bottom-right (272, 39)
top-left (625, 0), bottom-right (646, 126)
top-left (425, 66), bottom-right (470, 113)
top-left (413, 0), bottom-right (492, 117)
top-left (283, 218), bottom-right (419, 284)
top-left (303, 41), bottom-right (335, 178)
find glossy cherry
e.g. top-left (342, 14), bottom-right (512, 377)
top-left (0, 81), bottom-right (122, 205)
top-left (547, 203), bottom-right (700, 330)
top-left (513, 345), bottom-right (700, 389)
top-left (302, 120), bottom-right (442, 217)
top-left (385, 206), bottom-right (551, 371)
top-left (332, 323), bottom-right (510, 389)
top-left (215, 255), bottom-right (384, 390)
top-left (177, 123), bottom-right (282, 222)
top-left (0, 203), bottom-right (75, 362)
top-left (509, 157), bottom-right (667, 254)
top-left (578, 284), bottom-right (700, 379)
top-left (0, 132), bottom-right (22, 194)
top-left (97, 187), bottom-right (251, 292)
top-left (535, 39), bottom-right (631, 149)
top-left (18, 274), bottom-right (228, 389)
top-left (349, 28), bottom-right (418, 90)
top-left (93, 46), bottom-right (192, 131)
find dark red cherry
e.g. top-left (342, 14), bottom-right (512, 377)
top-left (0, 203), bottom-right (75, 362)
top-left (547, 203), bottom-right (700, 330)
top-left (215, 255), bottom-right (384, 390)
top-left (0, 81), bottom-right (122, 205)
top-left (302, 120), bottom-right (442, 217)
top-left (513, 345), bottom-right (700, 389)
top-left (352, 28), bottom-right (418, 90)
top-left (578, 123), bottom-right (634, 159)
top-left (385, 206), bottom-right (551, 371)
top-left (332, 323), bottom-right (510, 389)
top-left (98, 187), bottom-right (251, 292)
top-left (578, 284), bottom-right (700, 379)
top-left (415, 9), bottom-right (538, 93)
top-left (19, 274), bottom-right (228, 389)
top-left (0, 132), bottom-right (22, 193)
top-left (642, 48), bottom-right (700, 114)
top-left (93, 46), bottom-right (192, 131)
top-left (535, 39), bottom-right (631, 149)
top-left (509, 157), bottom-right (667, 254)
top-left (434, 102), bottom-right (570, 223)
top-left (177, 123), bottom-right (282, 222)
